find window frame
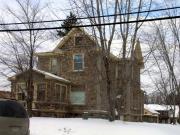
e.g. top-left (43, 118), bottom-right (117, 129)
top-left (36, 82), bottom-right (47, 101)
top-left (54, 83), bottom-right (67, 103)
top-left (73, 53), bottom-right (84, 71)
top-left (70, 89), bottom-right (86, 105)
top-left (16, 83), bottom-right (26, 101)
top-left (49, 57), bottom-right (58, 74)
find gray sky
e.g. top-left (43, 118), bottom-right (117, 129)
top-left (0, 0), bottom-right (179, 93)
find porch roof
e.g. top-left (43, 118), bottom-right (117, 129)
top-left (34, 69), bottom-right (71, 83)
top-left (8, 68), bottom-right (71, 83)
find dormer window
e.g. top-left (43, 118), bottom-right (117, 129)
top-left (73, 54), bottom-right (84, 71)
top-left (75, 36), bottom-right (83, 46)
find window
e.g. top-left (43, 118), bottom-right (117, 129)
top-left (73, 54), bottom-right (84, 71)
top-left (61, 86), bottom-right (67, 102)
top-left (52, 58), bottom-right (57, 67)
top-left (54, 84), bottom-right (67, 102)
top-left (50, 58), bottom-right (58, 74)
top-left (37, 83), bottom-right (46, 101)
top-left (16, 83), bottom-right (26, 100)
top-left (75, 36), bottom-right (83, 46)
top-left (70, 90), bottom-right (85, 105)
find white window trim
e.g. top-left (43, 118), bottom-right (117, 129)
top-left (73, 53), bottom-right (85, 72)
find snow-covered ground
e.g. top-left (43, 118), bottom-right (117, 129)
top-left (30, 117), bottom-right (180, 135)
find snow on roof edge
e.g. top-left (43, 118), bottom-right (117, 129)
top-left (34, 68), bottom-right (71, 83)
top-left (144, 104), bottom-right (159, 114)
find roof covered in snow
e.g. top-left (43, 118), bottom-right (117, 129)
top-left (34, 69), bottom-right (70, 83)
top-left (8, 68), bottom-right (71, 83)
top-left (144, 104), bottom-right (159, 114)
top-left (145, 104), bottom-right (179, 118)
top-left (145, 104), bottom-right (168, 111)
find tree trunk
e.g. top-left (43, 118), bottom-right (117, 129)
top-left (26, 68), bottom-right (33, 117)
top-left (26, 51), bottom-right (34, 117)
top-left (178, 104), bottom-right (180, 123)
top-left (104, 56), bottom-right (115, 121)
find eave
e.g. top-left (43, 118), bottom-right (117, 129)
top-left (34, 51), bottom-right (63, 56)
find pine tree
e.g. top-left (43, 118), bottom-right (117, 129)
top-left (57, 12), bottom-right (79, 37)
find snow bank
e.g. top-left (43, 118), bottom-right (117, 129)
top-left (30, 117), bottom-right (180, 135)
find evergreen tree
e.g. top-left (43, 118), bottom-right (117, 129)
top-left (57, 12), bottom-right (79, 37)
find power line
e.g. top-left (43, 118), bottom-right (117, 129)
top-left (0, 6), bottom-right (180, 26)
top-left (0, 15), bottom-right (180, 32)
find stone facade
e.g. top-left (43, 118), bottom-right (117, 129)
top-left (9, 28), bottom-right (144, 121)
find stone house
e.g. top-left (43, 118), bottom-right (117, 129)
top-left (8, 28), bottom-right (144, 121)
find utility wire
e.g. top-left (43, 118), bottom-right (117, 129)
top-left (0, 6), bottom-right (180, 26)
top-left (0, 15), bottom-right (180, 32)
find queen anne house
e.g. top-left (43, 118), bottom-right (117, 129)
top-left (8, 28), bottom-right (144, 121)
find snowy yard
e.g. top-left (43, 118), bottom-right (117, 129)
top-left (30, 117), bottom-right (180, 135)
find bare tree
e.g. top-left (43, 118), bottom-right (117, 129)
top-left (67, 0), bottom-right (152, 121)
top-left (115, 0), bottom-right (152, 121)
top-left (69, 0), bottom-right (119, 121)
top-left (0, 0), bottom-right (48, 116)
top-left (144, 16), bottom-right (180, 124)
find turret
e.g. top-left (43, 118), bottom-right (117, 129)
top-left (134, 39), bottom-right (144, 68)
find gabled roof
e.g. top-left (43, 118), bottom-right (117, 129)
top-left (35, 28), bottom-right (144, 65)
top-left (8, 69), bottom-right (71, 83)
top-left (53, 28), bottom-right (97, 51)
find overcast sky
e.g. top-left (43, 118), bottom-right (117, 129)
top-left (0, 0), bottom-right (179, 93)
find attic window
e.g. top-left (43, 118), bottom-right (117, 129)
top-left (75, 36), bottom-right (83, 46)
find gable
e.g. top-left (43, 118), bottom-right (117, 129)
top-left (53, 28), bottom-right (97, 51)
